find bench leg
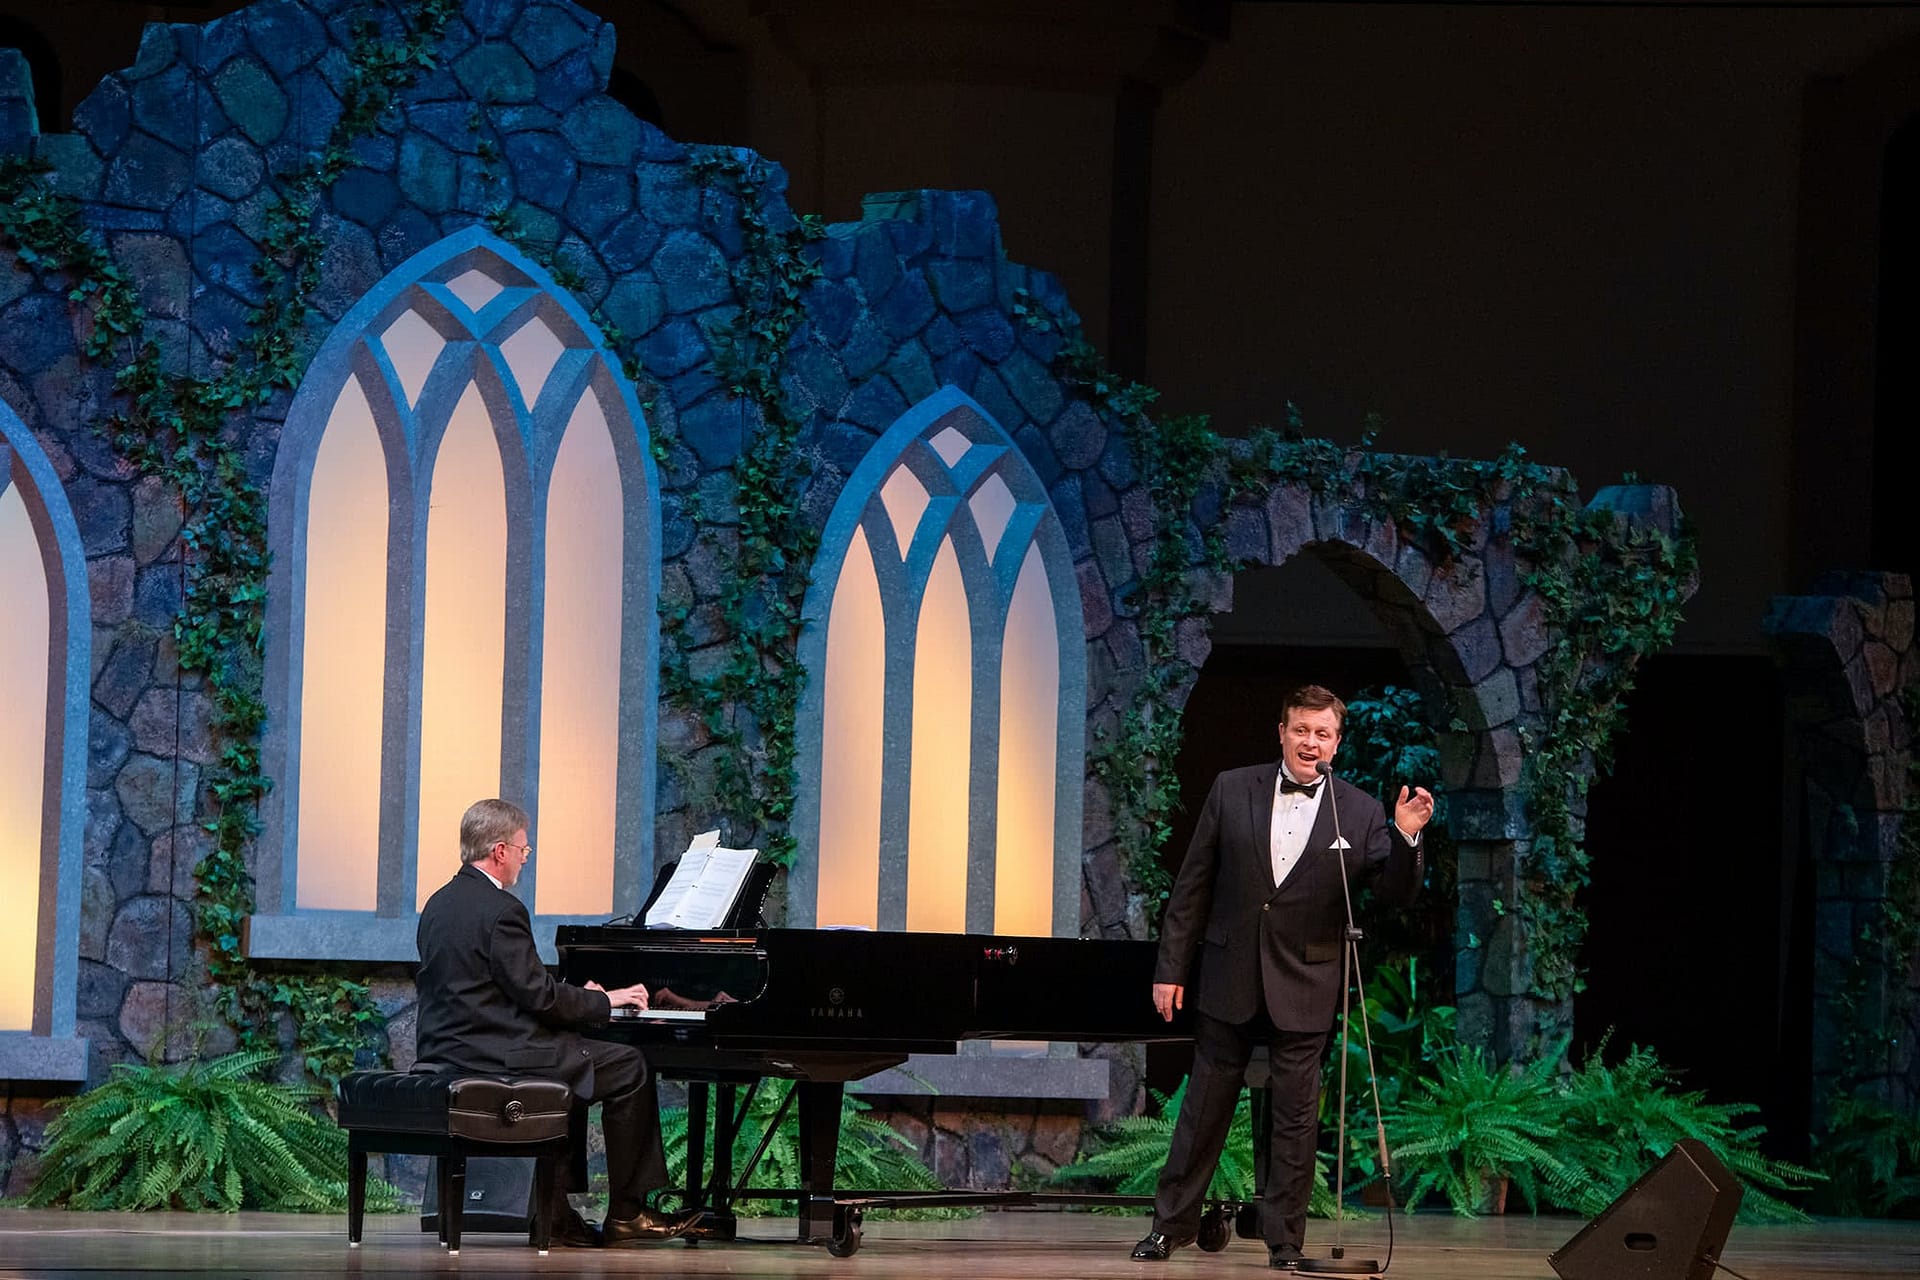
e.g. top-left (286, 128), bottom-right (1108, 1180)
top-left (446, 1156), bottom-right (466, 1255)
top-left (347, 1138), bottom-right (367, 1246)
top-left (532, 1156), bottom-right (555, 1254)
top-left (435, 1156), bottom-right (450, 1246)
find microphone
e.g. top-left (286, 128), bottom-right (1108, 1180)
top-left (1315, 760), bottom-right (1333, 777)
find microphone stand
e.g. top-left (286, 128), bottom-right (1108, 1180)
top-left (1296, 763), bottom-right (1393, 1277)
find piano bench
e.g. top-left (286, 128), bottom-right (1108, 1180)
top-left (335, 1070), bottom-right (573, 1255)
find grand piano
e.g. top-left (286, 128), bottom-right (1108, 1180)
top-left (554, 918), bottom-right (1192, 1254)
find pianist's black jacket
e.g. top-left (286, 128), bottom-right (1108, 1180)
top-left (415, 863), bottom-right (618, 1093)
top-left (1153, 763), bottom-right (1423, 1034)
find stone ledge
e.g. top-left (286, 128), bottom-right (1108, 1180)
top-left (852, 1051), bottom-right (1109, 1100)
top-left (245, 912), bottom-right (421, 963)
top-left (0, 1033), bottom-right (90, 1084)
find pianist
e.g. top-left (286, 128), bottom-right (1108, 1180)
top-left (415, 797), bottom-right (700, 1248)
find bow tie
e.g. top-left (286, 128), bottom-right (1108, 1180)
top-left (1279, 774), bottom-right (1322, 796)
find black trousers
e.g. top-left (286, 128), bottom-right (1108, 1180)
top-left (1152, 1009), bottom-right (1330, 1251)
top-left (562, 1039), bottom-right (669, 1221)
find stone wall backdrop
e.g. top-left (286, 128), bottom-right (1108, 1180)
top-left (1766, 572), bottom-right (1920, 1116)
top-left (0, 0), bottom-right (1699, 1199)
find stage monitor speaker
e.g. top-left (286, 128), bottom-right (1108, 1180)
top-left (1549, 1139), bottom-right (1743, 1280)
top-left (418, 1156), bottom-right (537, 1234)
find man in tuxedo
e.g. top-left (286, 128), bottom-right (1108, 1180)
top-left (415, 798), bottom-right (697, 1247)
top-left (1131, 685), bottom-right (1432, 1270)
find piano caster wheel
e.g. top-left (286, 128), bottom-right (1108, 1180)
top-left (1234, 1204), bottom-right (1261, 1240)
top-left (1198, 1209), bottom-right (1230, 1253)
top-left (827, 1206), bottom-right (864, 1257)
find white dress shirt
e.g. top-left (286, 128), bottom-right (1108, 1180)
top-left (1270, 770), bottom-right (1326, 889)
top-left (477, 864), bottom-right (506, 891)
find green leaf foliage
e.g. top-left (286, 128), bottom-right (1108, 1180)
top-left (1386, 1040), bottom-right (1820, 1223)
top-left (25, 1050), bottom-right (399, 1213)
top-left (1055, 1076), bottom-right (1340, 1219)
top-left (0, 0), bottom-right (462, 1084)
top-left (1813, 1095), bottom-right (1920, 1218)
top-left (658, 1082), bottom-right (951, 1218)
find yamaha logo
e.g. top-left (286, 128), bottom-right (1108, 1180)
top-left (810, 987), bottom-right (862, 1019)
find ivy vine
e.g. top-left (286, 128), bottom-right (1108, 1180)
top-left (653, 146), bottom-right (825, 868)
top-left (0, 0), bottom-right (458, 1085)
top-left (1825, 686), bottom-right (1920, 1106)
top-left (1032, 292), bottom-right (1695, 1020)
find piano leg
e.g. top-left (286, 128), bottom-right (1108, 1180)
top-left (795, 1081), bottom-right (844, 1244)
top-left (713, 1083), bottom-right (737, 1211)
top-left (686, 1081), bottom-right (709, 1213)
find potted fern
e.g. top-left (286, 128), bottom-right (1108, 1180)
top-left (26, 1049), bottom-right (399, 1212)
top-left (1386, 1046), bottom-right (1593, 1215)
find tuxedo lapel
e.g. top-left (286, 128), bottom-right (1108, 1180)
top-left (1248, 761), bottom-right (1279, 893)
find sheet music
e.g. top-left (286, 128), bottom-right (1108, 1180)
top-left (608, 1007), bottom-right (707, 1022)
top-left (644, 833), bottom-right (759, 929)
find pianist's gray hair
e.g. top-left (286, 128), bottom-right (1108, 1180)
top-left (461, 798), bottom-right (530, 864)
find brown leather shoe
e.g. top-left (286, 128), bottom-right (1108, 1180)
top-left (603, 1206), bottom-right (701, 1246)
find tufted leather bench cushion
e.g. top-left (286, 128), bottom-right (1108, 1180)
top-left (337, 1071), bottom-right (571, 1145)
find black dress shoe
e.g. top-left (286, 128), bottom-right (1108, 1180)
top-left (1268, 1243), bottom-right (1306, 1270)
top-left (1131, 1230), bottom-right (1195, 1260)
top-left (603, 1206), bottom-right (702, 1246)
top-left (544, 1207), bottom-right (602, 1248)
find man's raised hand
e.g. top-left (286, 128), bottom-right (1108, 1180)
top-left (1395, 785), bottom-right (1436, 835)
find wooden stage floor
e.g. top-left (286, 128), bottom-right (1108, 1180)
top-left (2, 1208), bottom-right (1916, 1279)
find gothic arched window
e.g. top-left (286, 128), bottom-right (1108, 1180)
top-left (791, 387), bottom-right (1085, 938)
top-left (252, 228), bottom-right (659, 959)
top-left (0, 400), bottom-right (90, 1080)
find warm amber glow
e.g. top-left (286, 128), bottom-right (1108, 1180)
top-left (0, 483), bottom-right (49, 1030)
top-left (534, 393), bottom-right (621, 916)
top-left (815, 527), bottom-right (885, 928)
top-left (296, 377), bottom-right (387, 911)
top-left (500, 317), bottom-right (564, 411)
top-left (416, 385), bottom-right (508, 906)
top-left (907, 538), bottom-right (971, 932)
top-left (995, 544), bottom-right (1057, 936)
top-left (380, 310), bottom-right (443, 409)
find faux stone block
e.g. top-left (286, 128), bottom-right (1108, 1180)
top-left (651, 231), bottom-right (733, 312)
top-left (455, 43), bottom-right (536, 105)
top-left (212, 57), bottom-right (288, 147)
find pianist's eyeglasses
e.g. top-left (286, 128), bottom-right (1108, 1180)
top-left (499, 842), bottom-right (533, 857)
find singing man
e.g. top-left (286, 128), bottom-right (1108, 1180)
top-left (1131, 685), bottom-right (1432, 1271)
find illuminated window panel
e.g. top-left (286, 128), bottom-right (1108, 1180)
top-left (878, 465), bottom-right (929, 555)
top-left (795, 389), bottom-right (1085, 945)
top-left (0, 481), bottom-right (49, 1030)
top-left (259, 228), bottom-right (659, 958)
top-left (534, 392), bottom-right (623, 917)
top-left (969, 472), bottom-right (1017, 559)
top-left (994, 544), bottom-right (1057, 936)
top-left (380, 309), bottom-right (443, 409)
top-left (445, 268), bottom-right (504, 313)
top-left (905, 537), bottom-right (972, 933)
top-left (295, 376), bottom-right (387, 911)
top-left (415, 386), bottom-right (508, 908)
top-left (499, 316), bottom-right (565, 412)
top-left (815, 527), bottom-right (886, 929)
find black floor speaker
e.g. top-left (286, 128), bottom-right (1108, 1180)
top-left (1549, 1139), bottom-right (1743, 1280)
top-left (418, 1156), bottom-right (537, 1233)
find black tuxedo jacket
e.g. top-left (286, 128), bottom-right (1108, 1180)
top-left (415, 863), bottom-right (616, 1093)
top-left (1153, 763), bottom-right (1423, 1033)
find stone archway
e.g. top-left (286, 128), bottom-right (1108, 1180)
top-left (1765, 571), bottom-right (1919, 1113)
top-left (1112, 466), bottom-right (1694, 1058)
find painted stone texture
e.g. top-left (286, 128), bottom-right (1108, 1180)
top-left (0, 0), bottom-right (1697, 1189)
top-left (1765, 572), bottom-right (1920, 1114)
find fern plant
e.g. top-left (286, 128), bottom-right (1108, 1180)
top-left (1556, 1042), bottom-right (1821, 1224)
top-left (1387, 1046), bottom-right (1593, 1216)
top-left (1055, 1077), bottom-right (1339, 1218)
top-left (1813, 1095), bottom-right (1920, 1218)
top-left (26, 1049), bottom-right (398, 1212)
top-left (660, 1081), bottom-right (945, 1217)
